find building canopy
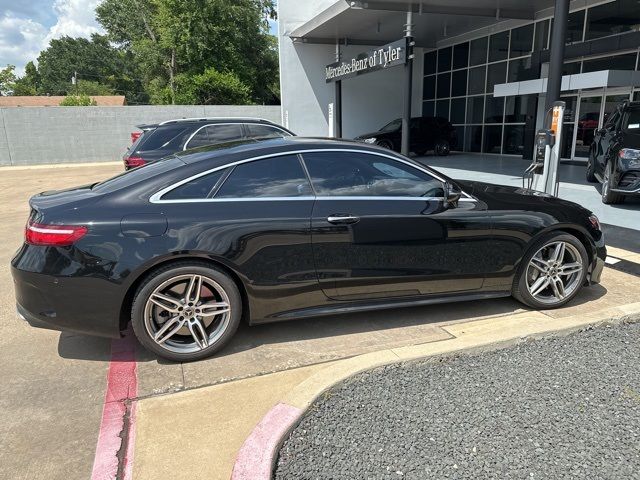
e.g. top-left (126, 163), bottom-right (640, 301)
top-left (289, 0), bottom-right (556, 48)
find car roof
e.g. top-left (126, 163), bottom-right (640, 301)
top-left (172, 136), bottom-right (400, 166)
top-left (157, 117), bottom-right (279, 126)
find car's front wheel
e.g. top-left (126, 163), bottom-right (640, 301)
top-left (376, 139), bottom-right (395, 151)
top-left (601, 162), bottom-right (623, 205)
top-left (131, 262), bottom-right (242, 362)
top-left (512, 232), bottom-right (588, 309)
top-left (435, 140), bottom-right (450, 156)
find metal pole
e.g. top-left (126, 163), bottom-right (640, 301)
top-left (401, 9), bottom-right (414, 156)
top-left (335, 41), bottom-right (342, 138)
top-left (545, 0), bottom-right (570, 110)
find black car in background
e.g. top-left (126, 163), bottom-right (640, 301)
top-left (354, 116), bottom-right (457, 156)
top-left (13, 137), bottom-right (605, 362)
top-left (123, 117), bottom-right (294, 169)
top-left (587, 100), bottom-right (640, 204)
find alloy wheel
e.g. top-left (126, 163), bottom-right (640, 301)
top-left (143, 274), bottom-right (231, 354)
top-left (526, 241), bottom-right (583, 305)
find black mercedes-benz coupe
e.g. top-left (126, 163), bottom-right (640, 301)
top-left (12, 138), bottom-right (606, 361)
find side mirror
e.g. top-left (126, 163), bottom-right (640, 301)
top-left (445, 182), bottom-right (462, 208)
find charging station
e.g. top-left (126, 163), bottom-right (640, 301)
top-left (525, 101), bottom-right (566, 196)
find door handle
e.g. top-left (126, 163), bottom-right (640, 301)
top-left (327, 214), bottom-right (360, 225)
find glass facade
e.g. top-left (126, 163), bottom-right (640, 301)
top-left (422, 0), bottom-right (640, 156)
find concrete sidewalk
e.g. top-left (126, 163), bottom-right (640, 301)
top-left (131, 262), bottom-right (640, 480)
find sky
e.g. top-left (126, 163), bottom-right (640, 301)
top-left (0, 0), bottom-right (104, 75)
top-left (1, 0), bottom-right (278, 76)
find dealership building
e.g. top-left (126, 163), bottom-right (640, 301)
top-left (277, 0), bottom-right (640, 161)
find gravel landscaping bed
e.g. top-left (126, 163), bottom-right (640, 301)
top-left (275, 321), bottom-right (640, 479)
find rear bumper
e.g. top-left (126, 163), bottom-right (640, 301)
top-left (11, 263), bottom-right (123, 339)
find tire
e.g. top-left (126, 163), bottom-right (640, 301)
top-left (376, 139), bottom-right (394, 151)
top-left (601, 161), bottom-right (623, 205)
top-left (512, 232), bottom-right (588, 310)
top-left (586, 148), bottom-right (597, 183)
top-left (435, 140), bottom-right (450, 156)
top-left (131, 261), bottom-right (242, 362)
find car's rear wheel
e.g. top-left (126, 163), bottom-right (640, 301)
top-left (601, 162), bottom-right (623, 204)
top-left (435, 140), bottom-right (450, 156)
top-left (131, 262), bottom-right (242, 362)
top-left (376, 139), bottom-right (395, 150)
top-left (512, 232), bottom-right (588, 309)
top-left (586, 148), bottom-right (597, 183)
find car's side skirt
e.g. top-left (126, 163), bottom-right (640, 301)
top-left (251, 290), bottom-right (512, 324)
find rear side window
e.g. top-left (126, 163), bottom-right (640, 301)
top-left (302, 151), bottom-right (444, 198)
top-left (245, 124), bottom-right (290, 139)
top-left (93, 157), bottom-right (185, 193)
top-left (162, 169), bottom-right (227, 200)
top-left (215, 155), bottom-right (312, 198)
top-left (186, 124), bottom-right (244, 149)
top-left (137, 125), bottom-right (192, 151)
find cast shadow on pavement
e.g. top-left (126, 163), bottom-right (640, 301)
top-left (57, 284), bottom-right (607, 364)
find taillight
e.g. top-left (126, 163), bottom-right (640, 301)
top-left (588, 214), bottom-right (601, 231)
top-left (131, 132), bottom-right (142, 143)
top-left (125, 156), bottom-right (146, 168)
top-left (25, 222), bottom-right (88, 246)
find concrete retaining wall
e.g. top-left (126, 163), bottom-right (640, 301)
top-left (0, 105), bottom-right (282, 166)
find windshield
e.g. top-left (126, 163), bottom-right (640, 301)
top-left (623, 109), bottom-right (640, 131)
top-left (380, 119), bottom-right (402, 132)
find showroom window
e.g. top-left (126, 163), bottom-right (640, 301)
top-left (489, 31), bottom-right (510, 63)
top-left (582, 53), bottom-right (638, 73)
top-left (510, 24), bottom-right (534, 58)
top-left (586, 0), bottom-right (640, 40)
top-left (420, 2), bottom-right (638, 155)
top-left (469, 37), bottom-right (488, 66)
top-left (533, 20), bottom-right (550, 51)
top-left (215, 155), bottom-right (312, 198)
top-left (302, 152), bottom-right (444, 198)
top-left (438, 47), bottom-right (453, 72)
top-left (453, 42), bottom-right (469, 69)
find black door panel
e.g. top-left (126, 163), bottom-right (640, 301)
top-left (311, 199), bottom-right (492, 300)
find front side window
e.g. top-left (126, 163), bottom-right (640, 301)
top-left (302, 152), bottom-right (444, 198)
top-left (215, 155), bottom-right (312, 198)
top-left (623, 109), bottom-right (640, 131)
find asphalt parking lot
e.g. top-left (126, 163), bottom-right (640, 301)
top-left (1, 161), bottom-right (640, 479)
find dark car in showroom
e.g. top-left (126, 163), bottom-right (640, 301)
top-left (586, 100), bottom-right (640, 204)
top-left (354, 116), bottom-right (457, 156)
top-left (122, 117), bottom-right (294, 169)
top-left (13, 137), bottom-right (605, 362)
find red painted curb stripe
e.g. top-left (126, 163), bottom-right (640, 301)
top-left (91, 333), bottom-right (138, 480)
top-left (231, 402), bottom-right (302, 480)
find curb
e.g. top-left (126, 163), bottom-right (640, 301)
top-left (230, 309), bottom-right (640, 480)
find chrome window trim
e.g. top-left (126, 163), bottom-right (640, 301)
top-left (183, 122), bottom-right (292, 151)
top-left (150, 148), bottom-right (476, 204)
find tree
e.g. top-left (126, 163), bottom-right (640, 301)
top-left (12, 62), bottom-right (41, 95)
top-left (0, 65), bottom-right (17, 95)
top-left (76, 80), bottom-right (114, 96)
top-left (171, 68), bottom-right (251, 105)
top-left (59, 94), bottom-right (98, 106)
top-left (96, 0), bottom-right (279, 104)
top-left (36, 34), bottom-right (147, 103)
